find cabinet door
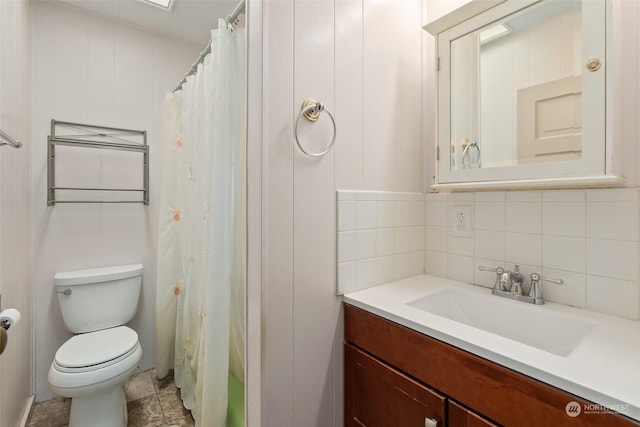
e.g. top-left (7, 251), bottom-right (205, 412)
top-left (449, 400), bottom-right (500, 427)
top-left (345, 343), bottom-right (446, 427)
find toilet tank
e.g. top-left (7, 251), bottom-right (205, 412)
top-left (54, 264), bottom-right (143, 334)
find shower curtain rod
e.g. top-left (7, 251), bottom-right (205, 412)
top-left (173, 0), bottom-right (245, 92)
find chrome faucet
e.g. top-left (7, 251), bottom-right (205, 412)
top-left (478, 265), bottom-right (564, 305)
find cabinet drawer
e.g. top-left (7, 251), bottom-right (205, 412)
top-left (345, 343), bottom-right (446, 427)
top-left (449, 400), bottom-right (499, 427)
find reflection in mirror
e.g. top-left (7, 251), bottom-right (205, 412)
top-left (450, 0), bottom-right (582, 171)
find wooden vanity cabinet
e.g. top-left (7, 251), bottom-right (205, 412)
top-left (345, 343), bottom-right (446, 426)
top-left (448, 401), bottom-right (499, 427)
top-left (344, 304), bottom-right (640, 427)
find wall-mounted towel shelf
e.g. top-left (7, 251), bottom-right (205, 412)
top-left (47, 120), bottom-right (149, 205)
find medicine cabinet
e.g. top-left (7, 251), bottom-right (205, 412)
top-left (425, 0), bottom-right (623, 190)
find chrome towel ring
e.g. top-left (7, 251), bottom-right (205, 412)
top-left (294, 98), bottom-right (336, 157)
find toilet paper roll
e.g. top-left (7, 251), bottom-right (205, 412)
top-left (0, 308), bottom-right (21, 333)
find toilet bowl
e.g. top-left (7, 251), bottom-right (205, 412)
top-left (48, 264), bottom-right (143, 427)
top-left (48, 326), bottom-right (142, 426)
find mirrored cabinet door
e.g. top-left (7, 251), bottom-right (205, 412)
top-left (426, 0), bottom-right (621, 190)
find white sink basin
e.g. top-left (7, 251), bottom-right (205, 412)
top-left (407, 288), bottom-right (595, 357)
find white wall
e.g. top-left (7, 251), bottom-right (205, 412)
top-left (30, 1), bottom-right (200, 401)
top-left (0, 0), bottom-right (34, 424)
top-left (261, 0), bottom-right (423, 425)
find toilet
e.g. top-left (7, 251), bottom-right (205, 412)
top-left (48, 264), bottom-right (144, 427)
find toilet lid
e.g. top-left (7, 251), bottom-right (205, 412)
top-left (55, 326), bottom-right (139, 369)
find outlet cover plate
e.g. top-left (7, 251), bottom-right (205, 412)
top-left (452, 205), bottom-right (473, 238)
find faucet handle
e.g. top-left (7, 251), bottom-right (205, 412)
top-left (479, 265), bottom-right (507, 291)
top-left (529, 273), bottom-right (564, 304)
top-left (478, 265), bottom-right (504, 273)
top-left (530, 273), bottom-right (564, 285)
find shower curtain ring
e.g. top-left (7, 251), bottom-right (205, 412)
top-left (295, 98), bottom-right (336, 157)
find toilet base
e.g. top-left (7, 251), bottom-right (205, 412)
top-left (69, 385), bottom-right (127, 427)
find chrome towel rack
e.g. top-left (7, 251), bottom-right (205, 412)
top-left (47, 120), bottom-right (149, 205)
top-left (294, 98), bottom-right (336, 157)
top-left (0, 129), bottom-right (22, 149)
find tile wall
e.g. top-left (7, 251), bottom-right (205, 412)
top-left (338, 188), bottom-right (640, 321)
top-left (426, 189), bottom-right (640, 321)
top-left (337, 191), bottom-right (425, 294)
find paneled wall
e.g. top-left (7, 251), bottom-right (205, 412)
top-left (30, 1), bottom-right (200, 401)
top-left (262, 0), bottom-right (424, 425)
top-left (0, 0), bottom-right (33, 424)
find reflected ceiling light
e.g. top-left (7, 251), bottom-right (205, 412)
top-left (138, 0), bottom-right (175, 11)
top-left (479, 23), bottom-right (510, 44)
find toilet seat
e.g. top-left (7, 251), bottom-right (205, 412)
top-left (54, 326), bottom-right (139, 373)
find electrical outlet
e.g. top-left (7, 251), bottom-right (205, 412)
top-left (451, 205), bottom-right (473, 238)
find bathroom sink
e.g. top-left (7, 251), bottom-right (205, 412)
top-left (407, 288), bottom-right (594, 357)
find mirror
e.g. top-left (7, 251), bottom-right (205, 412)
top-left (426, 0), bottom-right (621, 189)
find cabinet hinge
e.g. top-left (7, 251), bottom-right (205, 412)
top-left (436, 145), bottom-right (440, 160)
top-left (437, 57), bottom-right (440, 71)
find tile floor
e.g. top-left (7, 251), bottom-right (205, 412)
top-left (27, 369), bottom-right (194, 427)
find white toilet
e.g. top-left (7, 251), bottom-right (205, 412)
top-left (48, 264), bottom-right (144, 427)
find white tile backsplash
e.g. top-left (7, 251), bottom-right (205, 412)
top-left (337, 190), bottom-right (424, 294)
top-left (425, 226), bottom-right (448, 252)
top-left (394, 200), bottom-right (412, 227)
top-left (506, 201), bottom-right (542, 233)
top-left (541, 268), bottom-right (586, 308)
top-left (586, 239), bottom-right (640, 281)
top-left (475, 230), bottom-right (505, 261)
top-left (425, 250), bottom-right (448, 277)
top-left (587, 275), bottom-right (639, 320)
top-left (337, 231), bottom-right (357, 263)
top-left (355, 258), bottom-right (376, 288)
top-left (376, 200), bottom-right (395, 228)
top-left (475, 202), bottom-right (506, 231)
top-left (542, 235), bottom-right (586, 273)
top-left (356, 230), bottom-right (376, 260)
top-left (376, 229), bottom-right (395, 257)
top-left (425, 200), bottom-right (448, 226)
top-left (355, 200), bottom-right (376, 230)
top-left (448, 233), bottom-right (475, 257)
top-left (448, 254), bottom-right (474, 283)
top-left (506, 232), bottom-right (542, 266)
top-left (337, 188), bottom-right (640, 320)
top-left (586, 188), bottom-right (639, 202)
top-left (375, 255), bottom-right (395, 285)
top-left (506, 191), bottom-right (542, 202)
top-left (475, 191), bottom-right (505, 202)
top-left (543, 202), bottom-right (585, 237)
top-left (394, 253), bottom-right (412, 280)
top-left (337, 200), bottom-right (356, 231)
top-left (542, 189), bottom-right (585, 202)
top-left (587, 201), bottom-right (639, 241)
top-left (394, 227), bottom-right (412, 253)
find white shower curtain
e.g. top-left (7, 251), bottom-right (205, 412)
top-left (155, 20), bottom-right (246, 427)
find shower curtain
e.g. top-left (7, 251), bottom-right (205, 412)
top-left (155, 20), bottom-right (246, 427)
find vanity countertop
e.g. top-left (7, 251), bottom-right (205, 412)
top-left (343, 275), bottom-right (640, 421)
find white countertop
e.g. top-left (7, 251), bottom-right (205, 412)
top-left (343, 275), bottom-right (640, 421)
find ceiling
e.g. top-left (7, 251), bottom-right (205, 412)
top-left (53, 0), bottom-right (240, 45)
